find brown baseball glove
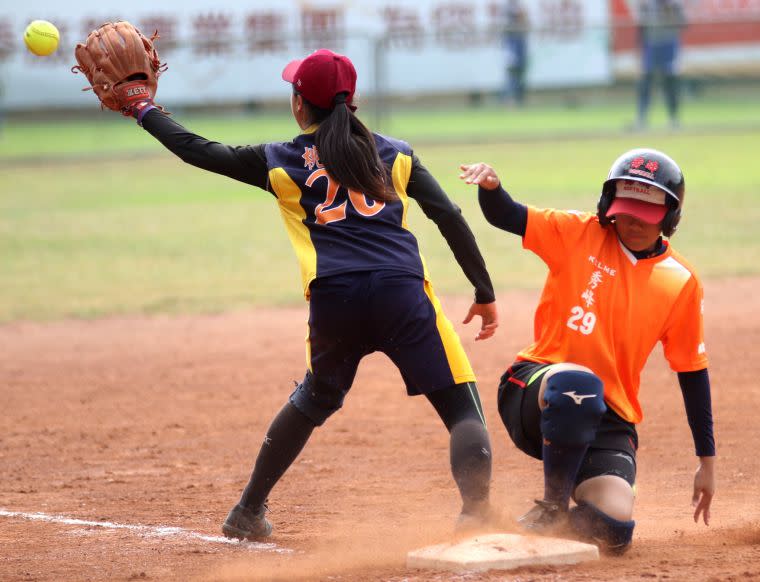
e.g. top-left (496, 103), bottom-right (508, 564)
top-left (72, 21), bottom-right (167, 116)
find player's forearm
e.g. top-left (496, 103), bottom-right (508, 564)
top-left (678, 369), bottom-right (716, 457)
top-left (406, 157), bottom-right (495, 302)
top-left (140, 109), bottom-right (269, 188)
top-left (140, 109), bottom-right (221, 165)
top-left (477, 184), bottom-right (528, 236)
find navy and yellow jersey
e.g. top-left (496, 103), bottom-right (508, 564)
top-left (141, 110), bottom-right (494, 303)
top-left (267, 130), bottom-right (424, 294)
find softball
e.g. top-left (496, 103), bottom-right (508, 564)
top-left (24, 20), bottom-right (60, 56)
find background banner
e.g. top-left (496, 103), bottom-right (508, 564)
top-left (2, 0), bottom-right (612, 110)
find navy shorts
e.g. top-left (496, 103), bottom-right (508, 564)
top-left (498, 361), bottom-right (638, 486)
top-left (290, 271), bottom-right (475, 425)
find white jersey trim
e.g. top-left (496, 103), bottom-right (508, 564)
top-left (655, 255), bottom-right (693, 287)
top-left (618, 238), bottom-right (638, 265)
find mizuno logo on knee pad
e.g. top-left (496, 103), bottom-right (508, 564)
top-left (562, 391), bottom-right (598, 405)
top-left (542, 373), bottom-right (605, 446)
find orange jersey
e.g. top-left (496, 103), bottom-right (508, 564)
top-left (517, 206), bottom-right (708, 423)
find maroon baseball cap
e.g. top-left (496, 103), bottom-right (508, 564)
top-left (606, 180), bottom-right (668, 224)
top-left (281, 49), bottom-right (357, 111)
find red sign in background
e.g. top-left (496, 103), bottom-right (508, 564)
top-left (610, 0), bottom-right (760, 52)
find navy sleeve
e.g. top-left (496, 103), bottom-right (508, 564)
top-left (677, 369), bottom-right (716, 457)
top-left (406, 155), bottom-right (495, 304)
top-left (140, 109), bottom-right (270, 191)
top-left (477, 184), bottom-right (528, 236)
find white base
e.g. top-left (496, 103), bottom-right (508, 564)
top-left (407, 533), bottom-right (599, 573)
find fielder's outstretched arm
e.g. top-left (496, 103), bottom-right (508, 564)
top-left (407, 156), bottom-right (495, 306)
top-left (140, 109), bottom-right (271, 190)
top-left (407, 156), bottom-right (498, 339)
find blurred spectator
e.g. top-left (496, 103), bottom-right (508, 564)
top-left (502, 0), bottom-right (528, 107)
top-left (0, 78), bottom-right (4, 137)
top-left (636, 0), bottom-right (687, 129)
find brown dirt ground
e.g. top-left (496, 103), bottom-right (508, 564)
top-left (2, 277), bottom-right (760, 582)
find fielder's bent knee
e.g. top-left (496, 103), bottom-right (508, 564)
top-left (450, 420), bottom-right (492, 468)
top-left (288, 371), bottom-right (345, 427)
top-left (540, 371), bottom-right (606, 447)
top-left (569, 501), bottom-right (635, 555)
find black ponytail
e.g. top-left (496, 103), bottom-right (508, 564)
top-left (300, 91), bottom-right (397, 202)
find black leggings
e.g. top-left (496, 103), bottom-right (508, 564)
top-left (239, 382), bottom-right (491, 513)
top-left (426, 381), bottom-right (487, 432)
top-left (427, 382), bottom-right (492, 512)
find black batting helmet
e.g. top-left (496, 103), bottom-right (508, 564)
top-left (597, 148), bottom-right (685, 237)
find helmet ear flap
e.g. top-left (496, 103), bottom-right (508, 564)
top-left (597, 181), bottom-right (616, 227)
top-left (661, 202), bottom-right (681, 237)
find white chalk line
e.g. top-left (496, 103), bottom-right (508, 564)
top-left (0, 509), bottom-right (291, 553)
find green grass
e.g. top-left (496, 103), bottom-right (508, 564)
top-left (3, 90), bottom-right (759, 160)
top-left (1, 158), bottom-right (298, 321)
top-left (1, 97), bottom-right (759, 322)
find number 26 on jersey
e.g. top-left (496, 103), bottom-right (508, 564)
top-left (307, 168), bottom-right (385, 225)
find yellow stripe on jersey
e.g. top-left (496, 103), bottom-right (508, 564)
top-left (269, 167), bottom-right (317, 298)
top-left (391, 152), bottom-right (412, 229)
top-left (391, 151), bottom-right (432, 281)
top-left (422, 280), bottom-right (476, 384)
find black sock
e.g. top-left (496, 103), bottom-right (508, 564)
top-left (426, 383), bottom-right (492, 513)
top-left (542, 442), bottom-right (588, 510)
top-left (238, 401), bottom-right (316, 510)
top-left (450, 419), bottom-right (492, 513)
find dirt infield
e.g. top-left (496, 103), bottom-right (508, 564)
top-left (2, 277), bottom-right (759, 581)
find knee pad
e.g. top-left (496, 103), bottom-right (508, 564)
top-left (450, 419), bottom-right (492, 504)
top-left (451, 421), bottom-right (492, 469)
top-left (540, 371), bottom-right (606, 448)
top-left (569, 502), bottom-right (634, 555)
top-left (288, 371), bottom-right (346, 427)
